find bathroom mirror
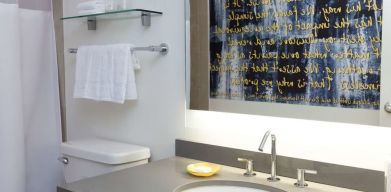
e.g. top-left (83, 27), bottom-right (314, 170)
top-left (185, 0), bottom-right (391, 127)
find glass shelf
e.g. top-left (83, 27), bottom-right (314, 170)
top-left (61, 9), bottom-right (163, 30)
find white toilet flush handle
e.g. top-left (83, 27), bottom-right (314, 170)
top-left (58, 157), bottom-right (69, 165)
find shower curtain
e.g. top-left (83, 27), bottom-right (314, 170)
top-left (0, 1), bottom-right (63, 192)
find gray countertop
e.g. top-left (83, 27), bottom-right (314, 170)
top-left (58, 157), bottom-right (361, 192)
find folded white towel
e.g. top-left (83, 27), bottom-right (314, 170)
top-left (78, 9), bottom-right (105, 15)
top-left (74, 44), bottom-right (138, 103)
top-left (77, 0), bottom-right (105, 10)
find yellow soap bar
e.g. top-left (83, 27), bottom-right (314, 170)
top-left (187, 162), bottom-right (221, 177)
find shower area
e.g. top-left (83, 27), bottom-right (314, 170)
top-left (0, 0), bottom-right (63, 192)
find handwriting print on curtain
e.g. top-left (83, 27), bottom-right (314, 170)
top-left (0, 1), bottom-right (63, 192)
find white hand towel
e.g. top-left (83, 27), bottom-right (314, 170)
top-left (77, 0), bottom-right (105, 10)
top-left (125, 46), bottom-right (140, 100)
top-left (73, 44), bottom-right (138, 103)
top-left (78, 9), bottom-right (105, 15)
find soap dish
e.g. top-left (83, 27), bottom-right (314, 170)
top-left (187, 162), bottom-right (221, 177)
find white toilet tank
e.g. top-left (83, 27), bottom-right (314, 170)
top-left (60, 138), bottom-right (150, 183)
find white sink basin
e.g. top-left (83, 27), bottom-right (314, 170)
top-left (175, 180), bottom-right (286, 192)
top-left (182, 185), bottom-right (268, 192)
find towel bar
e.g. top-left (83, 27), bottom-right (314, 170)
top-left (68, 43), bottom-right (169, 55)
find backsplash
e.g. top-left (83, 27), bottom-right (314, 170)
top-left (185, 110), bottom-right (391, 171)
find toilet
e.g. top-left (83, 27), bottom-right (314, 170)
top-left (60, 138), bottom-right (150, 183)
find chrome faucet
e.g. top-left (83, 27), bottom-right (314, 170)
top-left (294, 169), bottom-right (317, 188)
top-left (258, 130), bottom-right (280, 182)
top-left (237, 158), bottom-right (256, 177)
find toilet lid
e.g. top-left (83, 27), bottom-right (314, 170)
top-left (61, 138), bottom-right (151, 165)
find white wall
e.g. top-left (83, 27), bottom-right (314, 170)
top-left (185, 110), bottom-right (391, 171)
top-left (63, 0), bottom-right (186, 161)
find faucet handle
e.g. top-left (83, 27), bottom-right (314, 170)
top-left (237, 158), bottom-right (256, 177)
top-left (294, 169), bottom-right (317, 188)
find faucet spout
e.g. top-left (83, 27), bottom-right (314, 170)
top-left (258, 130), bottom-right (271, 152)
top-left (258, 130), bottom-right (280, 182)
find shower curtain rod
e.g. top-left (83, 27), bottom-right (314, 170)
top-left (68, 43), bottom-right (169, 55)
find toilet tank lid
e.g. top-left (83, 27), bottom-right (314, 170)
top-left (61, 139), bottom-right (151, 165)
